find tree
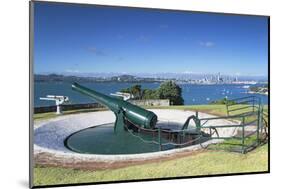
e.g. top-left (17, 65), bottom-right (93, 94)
top-left (119, 81), bottom-right (184, 105)
top-left (120, 85), bottom-right (142, 99)
top-left (131, 85), bottom-right (142, 99)
top-left (158, 81), bottom-right (184, 105)
top-left (249, 86), bottom-right (259, 92)
top-left (142, 89), bottom-right (159, 99)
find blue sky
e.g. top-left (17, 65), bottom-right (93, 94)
top-left (34, 2), bottom-right (268, 76)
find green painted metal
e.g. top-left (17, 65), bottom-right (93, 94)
top-left (176, 95), bottom-right (268, 153)
top-left (227, 105), bottom-right (254, 112)
top-left (114, 109), bottom-right (126, 133)
top-left (195, 111), bottom-right (200, 131)
top-left (241, 116), bottom-right (245, 154)
top-left (158, 127), bottom-right (162, 151)
top-left (257, 99), bottom-right (262, 145)
top-left (181, 115), bottom-right (198, 130)
top-left (72, 82), bottom-right (158, 132)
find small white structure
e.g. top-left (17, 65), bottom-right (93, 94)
top-left (40, 95), bottom-right (69, 114)
top-left (110, 92), bottom-right (134, 101)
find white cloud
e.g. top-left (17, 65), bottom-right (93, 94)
top-left (199, 41), bottom-right (215, 47)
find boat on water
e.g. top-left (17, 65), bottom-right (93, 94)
top-left (242, 85), bottom-right (250, 89)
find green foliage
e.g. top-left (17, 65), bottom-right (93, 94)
top-left (142, 89), bottom-right (159, 99)
top-left (158, 81), bottom-right (184, 105)
top-left (249, 86), bottom-right (260, 92)
top-left (209, 97), bottom-right (236, 105)
top-left (120, 80), bottom-right (184, 105)
top-left (131, 84), bottom-right (142, 99)
top-left (120, 84), bottom-right (142, 99)
top-left (249, 85), bottom-right (268, 94)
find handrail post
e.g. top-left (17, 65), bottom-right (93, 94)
top-left (195, 111), bottom-right (200, 130)
top-left (194, 111), bottom-right (200, 132)
top-left (242, 116), bottom-right (245, 154)
top-left (259, 104), bottom-right (264, 140)
top-left (226, 103), bottom-right (229, 116)
top-left (257, 99), bottom-right (261, 145)
top-left (158, 127), bottom-right (162, 151)
top-left (195, 111), bottom-right (198, 119)
top-left (252, 96), bottom-right (255, 113)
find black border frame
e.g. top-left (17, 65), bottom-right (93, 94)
top-left (29, 1), bottom-right (270, 188)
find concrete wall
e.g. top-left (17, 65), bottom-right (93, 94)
top-left (128, 99), bottom-right (170, 106)
top-left (34, 103), bottom-right (105, 114)
top-left (34, 99), bottom-right (169, 114)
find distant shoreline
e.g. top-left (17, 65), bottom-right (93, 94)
top-left (34, 80), bottom-right (266, 86)
top-left (247, 91), bottom-right (268, 96)
top-left (34, 74), bottom-right (268, 85)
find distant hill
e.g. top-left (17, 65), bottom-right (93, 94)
top-left (34, 73), bottom-right (268, 84)
top-left (34, 74), bottom-right (158, 83)
top-left (35, 74), bottom-right (99, 82)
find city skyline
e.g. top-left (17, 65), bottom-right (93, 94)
top-left (34, 2), bottom-right (269, 76)
top-left (35, 71), bottom-right (268, 82)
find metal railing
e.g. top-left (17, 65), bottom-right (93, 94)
top-left (124, 95), bottom-right (268, 153)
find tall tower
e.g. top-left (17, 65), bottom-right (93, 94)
top-left (217, 72), bottom-right (221, 82)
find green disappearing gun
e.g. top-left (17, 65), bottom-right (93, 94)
top-left (72, 82), bottom-right (158, 133)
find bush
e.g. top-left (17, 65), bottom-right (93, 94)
top-left (158, 81), bottom-right (184, 105)
top-left (120, 81), bottom-right (184, 105)
top-left (120, 84), bottom-right (142, 99)
top-left (142, 89), bottom-right (159, 99)
top-left (249, 86), bottom-right (259, 92)
top-left (209, 97), bottom-right (236, 105)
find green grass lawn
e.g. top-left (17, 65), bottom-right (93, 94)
top-left (34, 144), bottom-right (268, 186)
top-left (33, 104), bottom-right (269, 186)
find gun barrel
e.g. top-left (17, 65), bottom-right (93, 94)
top-left (72, 83), bottom-right (119, 112)
top-left (72, 83), bottom-right (157, 129)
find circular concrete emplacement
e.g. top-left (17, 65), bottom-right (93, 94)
top-left (33, 109), bottom-right (238, 169)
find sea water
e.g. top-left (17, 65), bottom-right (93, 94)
top-left (34, 82), bottom-right (268, 107)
